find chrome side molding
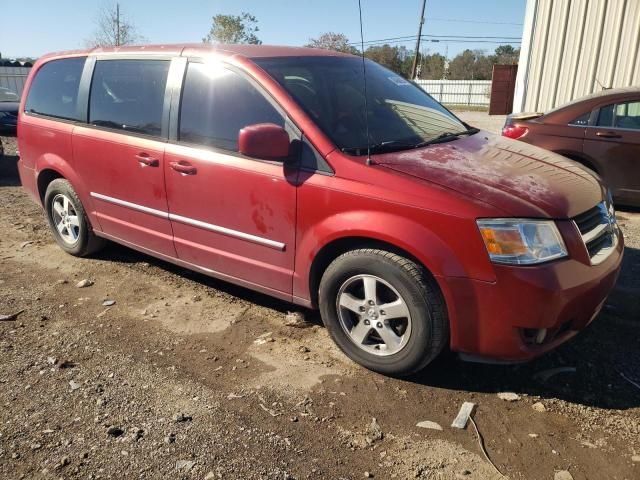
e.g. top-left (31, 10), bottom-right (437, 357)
top-left (90, 192), bottom-right (168, 219)
top-left (90, 192), bottom-right (285, 251)
top-left (168, 213), bottom-right (285, 251)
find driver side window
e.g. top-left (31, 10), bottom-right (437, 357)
top-left (179, 62), bottom-right (285, 152)
top-left (614, 101), bottom-right (640, 130)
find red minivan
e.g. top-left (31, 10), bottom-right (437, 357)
top-left (17, 44), bottom-right (623, 375)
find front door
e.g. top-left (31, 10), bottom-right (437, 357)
top-left (74, 58), bottom-right (175, 256)
top-left (164, 61), bottom-right (298, 295)
top-left (585, 99), bottom-right (640, 205)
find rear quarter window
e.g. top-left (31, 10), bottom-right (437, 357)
top-left (25, 57), bottom-right (86, 121)
top-left (569, 112), bottom-right (590, 126)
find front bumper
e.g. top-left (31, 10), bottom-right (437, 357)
top-left (443, 231), bottom-right (624, 361)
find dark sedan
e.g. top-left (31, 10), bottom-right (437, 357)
top-left (503, 87), bottom-right (640, 207)
top-left (0, 87), bottom-right (19, 134)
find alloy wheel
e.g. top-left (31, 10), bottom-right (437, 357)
top-left (51, 193), bottom-right (80, 245)
top-left (336, 274), bottom-right (412, 356)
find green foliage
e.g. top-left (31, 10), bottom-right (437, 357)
top-left (203, 12), bottom-right (261, 45)
top-left (418, 53), bottom-right (446, 80)
top-left (492, 44), bottom-right (520, 64)
top-left (364, 44), bottom-right (407, 75)
top-left (447, 45), bottom-right (520, 80)
top-left (359, 43), bottom-right (519, 80)
top-left (448, 49), bottom-right (493, 80)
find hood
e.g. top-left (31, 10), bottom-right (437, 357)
top-left (375, 132), bottom-right (603, 218)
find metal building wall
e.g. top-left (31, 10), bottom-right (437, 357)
top-left (513, 0), bottom-right (640, 113)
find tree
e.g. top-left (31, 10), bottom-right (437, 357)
top-left (203, 12), bottom-right (261, 44)
top-left (493, 44), bottom-right (520, 64)
top-left (448, 49), bottom-right (493, 80)
top-left (364, 44), bottom-right (404, 75)
top-left (306, 32), bottom-right (358, 54)
top-left (85, 3), bottom-right (142, 48)
top-left (419, 54), bottom-right (446, 80)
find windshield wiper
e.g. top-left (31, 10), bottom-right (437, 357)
top-left (418, 127), bottom-right (480, 146)
top-left (342, 139), bottom-right (430, 155)
top-left (341, 128), bottom-right (480, 155)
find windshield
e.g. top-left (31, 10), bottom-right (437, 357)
top-left (0, 87), bottom-right (20, 102)
top-left (254, 56), bottom-right (467, 154)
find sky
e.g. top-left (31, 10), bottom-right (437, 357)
top-left (0, 0), bottom-right (526, 59)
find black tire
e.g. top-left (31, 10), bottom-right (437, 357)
top-left (44, 178), bottom-right (105, 257)
top-left (319, 249), bottom-right (448, 376)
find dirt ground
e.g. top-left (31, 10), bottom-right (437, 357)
top-left (1, 134), bottom-right (639, 480)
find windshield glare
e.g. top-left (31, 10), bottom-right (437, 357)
top-left (255, 56), bottom-right (466, 153)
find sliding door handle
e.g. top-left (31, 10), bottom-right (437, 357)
top-left (135, 153), bottom-right (159, 167)
top-left (169, 161), bottom-right (197, 175)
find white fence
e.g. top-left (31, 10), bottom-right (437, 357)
top-left (414, 80), bottom-right (492, 107)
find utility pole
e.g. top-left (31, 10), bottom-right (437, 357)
top-left (116, 3), bottom-right (120, 47)
top-left (410, 0), bottom-right (427, 79)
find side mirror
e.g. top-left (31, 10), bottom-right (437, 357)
top-left (238, 123), bottom-right (290, 161)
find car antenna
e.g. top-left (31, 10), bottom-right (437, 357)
top-left (357, 0), bottom-right (373, 165)
top-left (595, 77), bottom-right (610, 91)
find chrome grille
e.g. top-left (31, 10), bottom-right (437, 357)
top-left (573, 201), bottom-right (618, 265)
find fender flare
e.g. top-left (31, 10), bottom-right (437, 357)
top-left (293, 209), bottom-right (479, 303)
top-left (35, 154), bottom-right (102, 231)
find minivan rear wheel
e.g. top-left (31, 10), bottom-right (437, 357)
top-left (44, 179), bottom-right (105, 257)
top-left (319, 249), bottom-right (448, 376)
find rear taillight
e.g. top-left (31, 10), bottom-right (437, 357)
top-left (502, 125), bottom-right (529, 139)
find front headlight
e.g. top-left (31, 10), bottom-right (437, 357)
top-left (477, 219), bottom-right (568, 265)
top-left (606, 189), bottom-right (616, 222)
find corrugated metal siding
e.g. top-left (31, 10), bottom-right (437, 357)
top-left (615, 0), bottom-right (640, 85)
top-left (517, 0), bottom-right (640, 112)
top-left (0, 66), bottom-right (31, 97)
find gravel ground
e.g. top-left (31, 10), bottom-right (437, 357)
top-left (1, 135), bottom-right (639, 479)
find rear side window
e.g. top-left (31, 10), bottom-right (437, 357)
top-left (179, 62), bottom-right (284, 152)
top-left (596, 104), bottom-right (614, 127)
top-left (25, 57), bottom-right (85, 121)
top-left (89, 60), bottom-right (170, 137)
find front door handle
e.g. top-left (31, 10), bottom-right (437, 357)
top-left (135, 153), bottom-right (159, 167)
top-left (169, 161), bottom-right (197, 175)
top-left (596, 131), bottom-right (622, 139)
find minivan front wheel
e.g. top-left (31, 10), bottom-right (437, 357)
top-left (44, 179), bottom-right (105, 257)
top-left (319, 249), bottom-right (448, 376)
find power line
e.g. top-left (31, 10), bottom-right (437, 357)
top-left (351, 34), bottom-right (522, 46)
top-left (356, 39), bottom-right (521, 48)
top-left (426, 34), bottom-right (521, 39)
top-left (427, 17), bottom-right (523, 26)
